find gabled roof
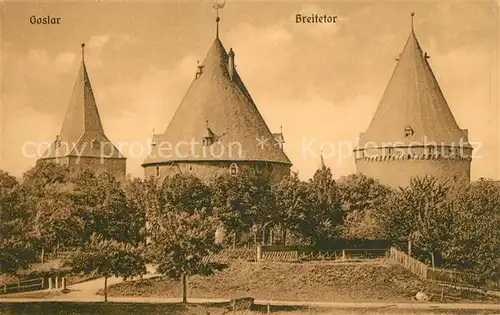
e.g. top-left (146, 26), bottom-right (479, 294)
top-left (143, 36), bottom-right (291, 166)
top-left (40, 46), bottom-right (124, 160)
top-left (358, 25), bottom-right (471, 149)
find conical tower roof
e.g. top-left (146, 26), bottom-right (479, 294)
top-left (40, 44), bottom-right (124, 160)
top-left (358, 19), bottom-right (470, 149)
top-left (143, 35), bottom-right (291, 166)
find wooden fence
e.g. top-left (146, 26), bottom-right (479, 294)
top-left (204, 247), bottom-right (255, 263)
top-left (389, 247), bottom-right (428, 279)
top-left (297, 249), bottom-right (387, 261)
top-left (262, 251), bottom-right (298, 262)
top-left (0, 278), bottom-right (44, 295)
top-left (389, 247), bottom-right (500, 291)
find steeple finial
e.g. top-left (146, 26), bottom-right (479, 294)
top-left (213, 0), bottom-right (225, 39)
top-left (81, 43), bottom-right (85, 62)
top-left (410, 12), bottom-right (415, 32)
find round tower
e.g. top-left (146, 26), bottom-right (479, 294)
top-left (142, 12), bottom-right (291, 182)
top-left (353, 14), bottom-right (472, 188)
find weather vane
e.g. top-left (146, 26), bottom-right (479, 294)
top-left (213, 0), bottom-right (226, 38)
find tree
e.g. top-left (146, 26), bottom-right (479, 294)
top-left (273, 172), bottom-right (315, 245)
top-left (65, 235), bottom-right (146, 302)
top-left (32, 184), bottom-right (83, 253)
top-left (0, 171), bottom-right (36, 274)
top-left (160, 174), bottom-right (212, 215)
top-left (337, 174), bottom-right (392, 214)
top-left (148, 211), bottom-right (225, 303)
top-left (22, 162), bottom-right (71, 192)
top-left (306, 164), bottom-right (342, 247)
top-left (123, 177), bottom-right (157, 246)
top-left (337, 174), bottom-right (392, 239)
top-left (71, 170), bottom-right (143, 245)
top-left (376, 176), bottom-right (454, 266)
top-left (22, 163), bottom-right (76, 260)
top-left (445, 179), bottom-right (500, 284)
top-left (211, 170), bottom-right (276, 247)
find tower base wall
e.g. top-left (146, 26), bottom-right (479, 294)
top-left (144, 161), bottom-right (290, 183)
top-left (37, 156), bottom-right (126, 180)
top-left (355, 158), bottom-right (471, 189)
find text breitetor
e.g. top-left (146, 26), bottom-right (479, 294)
top-left (30, 15), bottom-right (61, 25)
top-left (296, 14), bottom-right (337, 24)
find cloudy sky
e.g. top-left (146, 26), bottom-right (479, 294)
top-left (1, 0), bottom-right (499, 181)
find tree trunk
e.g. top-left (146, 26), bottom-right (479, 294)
top-left (104, 275), bottom-right (108, 302)
top-left (181, 273), bottom-right (187, 303)
top-left (431, 252), bottom-right (435, 268)
top-left (41, 247), bottom-right (45, 264)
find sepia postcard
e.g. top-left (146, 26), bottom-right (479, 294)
top-left (0, 1), bottom-right (499, 314)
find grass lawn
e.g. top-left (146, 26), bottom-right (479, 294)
top-left (102, 260), bottom-right (498, 304)
top-left (0, 302), bottom-right (497, 315)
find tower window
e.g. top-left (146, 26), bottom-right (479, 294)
top-left (405, 126), bottom-right (414, 137)
top-left (229, 163), bottom-right (239, 176)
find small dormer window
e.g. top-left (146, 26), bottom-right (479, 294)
top-left (202, 137), bottom-right (214, 147)
top-left (405, 126), bottom-right (414, 137)
top-left (229, 163), bottom-right (239, 176)
top-left (55, 135), bottom-right (61, 148)
top-left (202, 121), bottom-right (216, 147)
top-left (91, 140), bottom-right (100, 150)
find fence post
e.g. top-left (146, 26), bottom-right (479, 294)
top-left (342, 249), bottom-right (346, 260)
top-left (17, 281), bottom-right (20, 292)
top-left (3, 284), bottom-right (6, 294)
top-left (256, 245), bottom-right (262, 262)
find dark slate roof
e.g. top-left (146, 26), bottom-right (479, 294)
top-left (143, 37), bottom-right (291, 166)
top-left (40, 56), bottom-right (124, 160)
top-left (358, 28), bottom-right (471, 149)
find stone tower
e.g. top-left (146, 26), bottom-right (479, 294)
top-left (353, 14), bottom-right (472, 188)
top-left (38, 44), bottom-right (126, 178)
top-left (142, 14), bottom-right (291, 182)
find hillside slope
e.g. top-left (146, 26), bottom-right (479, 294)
top-left (104, 260), bottom-right (497, 303)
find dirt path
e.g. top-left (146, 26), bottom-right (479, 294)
top-left (0, 294), bottom-right (499, 311)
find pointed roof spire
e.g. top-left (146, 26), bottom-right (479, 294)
top-left (358, 17), bottom-right (470, 149)
top-left (213, 0), bottom-right (225, 39)
top-left (81, 43), bottom-right (85, 61)
top-left (40, 44), bottom-right (124, 160)
top-left (320, 149), bottom-right (326, 169)
top-left (410, 12), bottom-right (415, 32)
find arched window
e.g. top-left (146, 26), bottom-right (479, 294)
top-left (229, 163), bottom-right (239, 176)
